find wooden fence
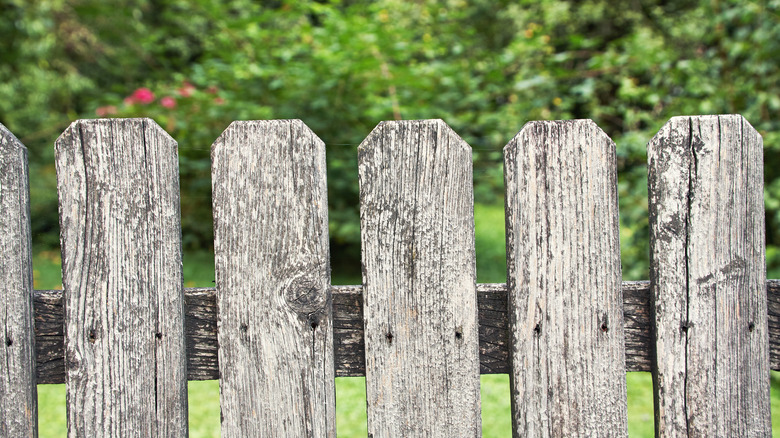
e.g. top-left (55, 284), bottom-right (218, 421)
top-left (0, 115), bottom-right (774, 436)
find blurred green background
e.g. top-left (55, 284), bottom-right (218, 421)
top-left (3, 0), bottom-right (780, 436)
top-left (4, 0), bottom-right (780, 279)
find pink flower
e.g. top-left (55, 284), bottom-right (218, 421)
top-left (213, 97), bottom-right (225, 105)
top-left (207, 85), bottom-right (219, 94)
top-left (130, 87), bottom-right (155, 104)
top-left (95, 105), bottom-right (118, 117)
top-left (178, 82), bottom-right (195, 97)
top-left (160, 96), bottom-right (176, 108)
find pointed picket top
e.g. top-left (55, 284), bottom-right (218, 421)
top-left (56, 118), bottom-right (177, 155)
top-left (359, 119), bottom-right (481, 437)
top-left (648, 114), bottom-right (769, 436)
top-left (648, 113), bottom-right (756, 145)
top-left (212, 119), bottom-right (316, 155)
top-left (359, 118), bottom-right (472, 154)
top-left (503, 118), bottom-right (609, 154)
top-left (1, 123), bottom-right (27, 152)
top-left (212, 119), bottom-right (335, 437)
top-left (504, 119), bottom-right (628, 436)
top-left (55, 118), bottom-right (187, 437)
top-left (0, 123), bottom-right (38, 437)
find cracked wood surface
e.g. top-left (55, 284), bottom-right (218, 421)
top-left (648, 115), bottom-right (770, 436)
top-left (30, 279), bottom-right (780, 383)
top-left (3, 115), bottom-right (776, 438)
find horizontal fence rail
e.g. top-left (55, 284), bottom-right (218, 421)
top-left (2, 116), bottom-right (773, 437)
top-left (31, 280), bottom-right (780, 383)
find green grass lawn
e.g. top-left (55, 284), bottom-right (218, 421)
top-left (32, 203), bottom-right (780, 436)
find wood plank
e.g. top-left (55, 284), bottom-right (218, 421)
top-left (30, 279), bottom-right (780, 382)
top-left (648, 115), bottom-right (770, 436)
top-left (55, 119), bottom-right (187, 437)
top-left (504, 120), bottom-right (628, 436)
top-left (0, 124), bottom-right (37, 437)
top-left (359, 120), bottom-right (481, 436)
top-left (212, 120), bottom-right (335, 437)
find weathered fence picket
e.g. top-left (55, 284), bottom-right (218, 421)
top-left (55, 119), bottom-right (188, 437)
top-left (358, 120), bottom-right (482, 436)
top-left (648, 115), bottom-right (770, 436)
top-left (505, 120), bottom-right (628, 436)
top-left (0, 124), bottom-right (37, 437)
top-left (212, 120), bottom-right (335, 436)
top-left (0, 115), bottom-right (774, 437)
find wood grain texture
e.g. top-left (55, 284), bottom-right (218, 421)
top-left (358, 120), bottom-right (481, 436)
top-left (504, 120), bottom-right (628, 437)
top-left (212, 120), bottom-right (335, 437)
top-left (648, 115), bottom-right (770, 437)
top-left (55, 119), bottom-right (187, 437)
top-left (0, 124), bottom-right (37, 437)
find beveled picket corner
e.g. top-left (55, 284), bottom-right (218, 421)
top-left (1, 116), bottom-right (774, 437)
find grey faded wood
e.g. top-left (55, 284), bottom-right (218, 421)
top-left (358, 120), bottom-right (481, 436)
top-left (55, 119), bottom-right (187, 437)
top-left (504, 120), bottom-right (628, 436)
top-left (648, 115), bottom-right (770, 436)
top-left (212, 120), bottom-right (335, 437)
top-left (0, 124), bottom-right (37, 437)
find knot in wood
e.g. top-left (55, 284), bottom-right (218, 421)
top-left (282, 274), bottom-right (327, 316)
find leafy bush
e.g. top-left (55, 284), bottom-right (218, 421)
top-left (2, 0), bottom-right (779, 278)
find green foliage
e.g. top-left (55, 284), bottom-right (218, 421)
top-left (3, 0), bottom-right (780, 278)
